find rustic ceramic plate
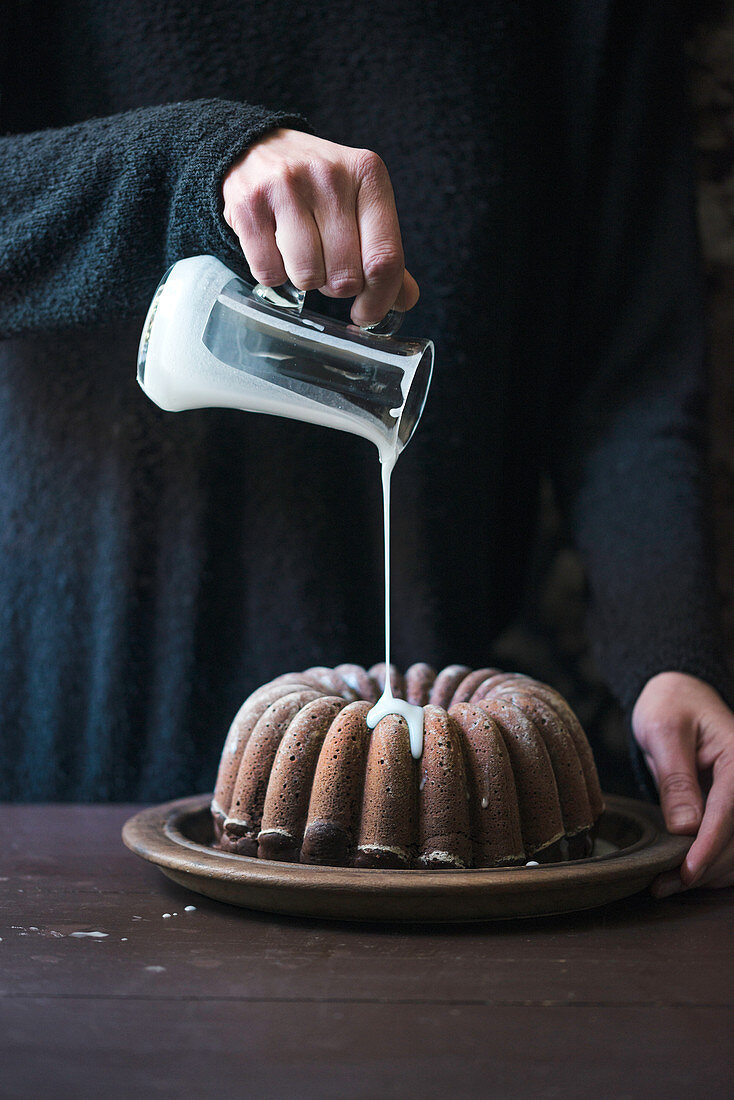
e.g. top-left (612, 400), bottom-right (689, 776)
top-left (122, 794), bottom-right (690, 922)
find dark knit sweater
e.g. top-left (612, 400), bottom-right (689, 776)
top-left (0, 0), bottom-right (728, 799)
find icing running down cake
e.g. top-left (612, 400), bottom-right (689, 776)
top-left (211, 663), bottom-right (604, 869)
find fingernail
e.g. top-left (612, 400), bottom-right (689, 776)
top-left (668, 807), bottom-right (700, 832)
top-left (683, 861), bottom-right (706, 888)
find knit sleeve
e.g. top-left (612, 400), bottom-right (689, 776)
top-left (0, 99), bottom-right (311, 337)
top-left (550, 7), bottom-right (732, 721)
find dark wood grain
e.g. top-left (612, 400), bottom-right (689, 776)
top-left (1, 804), bottom-right (733, 1098)
top-left (2, 1001), bottom-right (732, 1100)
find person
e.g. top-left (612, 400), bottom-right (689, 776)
top-left (1, 1), bottom-right (732, 893)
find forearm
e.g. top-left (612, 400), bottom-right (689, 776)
top-left (0, 99), bottom-right (310, 337)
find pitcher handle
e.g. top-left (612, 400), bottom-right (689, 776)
top-left (253, 280), bottom-right (403, 337)
top-left (252, 281), bottom-right (306, 313)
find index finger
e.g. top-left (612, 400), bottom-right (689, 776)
top-left (351, 153), bottom-right (406, 327)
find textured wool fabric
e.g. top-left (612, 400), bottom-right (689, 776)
top-left (0, 99), bottom-right (311, 332)
top-left (0, 0), bottom-right (729, 799)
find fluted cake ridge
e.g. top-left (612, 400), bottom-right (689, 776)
top-left (211, 663), bottom-right (604, 869)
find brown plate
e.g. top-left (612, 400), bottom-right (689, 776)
top-left (122, 794), bottom-right (690, 922)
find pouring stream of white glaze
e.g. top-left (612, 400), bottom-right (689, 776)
top-left (366, 450), bottom-right (425, 758)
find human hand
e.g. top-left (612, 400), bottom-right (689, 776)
top-left (632, 671), bottom-right (734, 896)
top-left (222, 128), bottom-right (420, 327)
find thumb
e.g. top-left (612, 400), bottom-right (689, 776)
top-left (647, 723), bottom-right (704, 835)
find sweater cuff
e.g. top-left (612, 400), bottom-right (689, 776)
top-left (168, 98), bottom-right (313, 273)
top-left (613, 649), bottom-right (734, 717)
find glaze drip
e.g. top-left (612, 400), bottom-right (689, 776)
top-left (366, 450), bottom-right (425, 758)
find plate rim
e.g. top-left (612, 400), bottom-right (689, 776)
top-left (122, 792), bottom-right (690, 899)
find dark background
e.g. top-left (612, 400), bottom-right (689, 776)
top-left (499, 5), bottom-right (734, 796)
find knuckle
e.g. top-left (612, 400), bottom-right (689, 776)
top-left (355, 148), bottom-right (387, 182)
top-left (244, 180), bottom-right (272, 209)
top-left (227, 194), bottom-right (267, 238)
top-left (637, 716), bottom-right (689, 749)
top-left (270, 160), bottom-right (305, 194)
top-left (363, 246), bottom-right (403, 284)
top-left (327, 269), bottom-right (363, 296)
top-left (659, 771), bottom-right (699, 800)
top-left (313, 158), bottom-right (347, 194)
top-left (228, 213), bottom-right (249, 242)
top-left (223, 195), bottom-right (248, 233)
top-left (289, 267), bottom-right (324, 291)
top-left (249, 264), bottom-right (285, 286)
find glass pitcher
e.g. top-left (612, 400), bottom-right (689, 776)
top-left (137, 255), bottom-right (433, 459)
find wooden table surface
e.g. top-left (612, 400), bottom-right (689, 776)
top-left (1, 804), bottom-right (733, 1099)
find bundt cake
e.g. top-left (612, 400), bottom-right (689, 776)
top-left (211, 663), bottom-right (604, 869)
